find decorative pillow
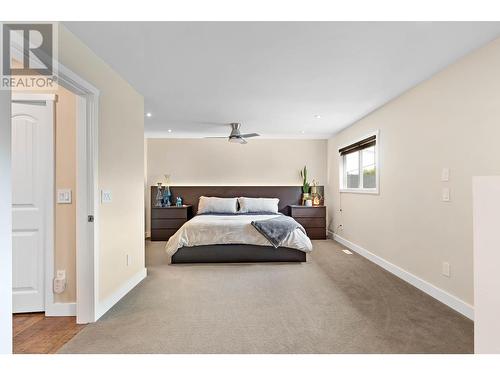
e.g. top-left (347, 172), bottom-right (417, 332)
top-left (197, 196), bottom-right (238, 214)
top-left (238, 197), bottom-right (279, 214)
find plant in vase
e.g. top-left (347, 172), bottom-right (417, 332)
top-left (300, 166), bottom-right (311, 205)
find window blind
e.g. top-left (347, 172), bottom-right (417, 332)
top-left (338, 135), bottom-right (376, 156)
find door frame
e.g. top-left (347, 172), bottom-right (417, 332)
top-left (11, 93), bottom-right (56, 315)
top-left (10, 40), bottom-right (100, 323)
top-left (0, 90), bottom-right (12, 354)
top-left (57, 64), bottom-right (100, 324)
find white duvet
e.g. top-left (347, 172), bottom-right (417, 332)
top-left (165, 214), bottom-right (313, 258)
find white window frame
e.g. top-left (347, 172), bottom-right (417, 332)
top-left (339, 130), bottom-right (379, 194)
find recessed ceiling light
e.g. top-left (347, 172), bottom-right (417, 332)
top-left (314, 114), bottom-right (321, 119)
top-left (167, 129), bottom-right (172, 133)
top-left (301, 130), bottom-right (305, 134)
top-left (146, 112), bottom-right (152, 118)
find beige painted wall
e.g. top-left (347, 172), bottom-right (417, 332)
top-left (326, 37), bottom-right (500, 306)
top-left (58, 25), bottom-right (145, 302)
top-left (54, 86), bottom-right (77, 303)
top-left (144, 138), bottom-right (148, 237)
top-left (146, 138), bottom-right (327, 235)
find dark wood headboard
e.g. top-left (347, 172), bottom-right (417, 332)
top-left (151, 186), bottom-right (324, 216)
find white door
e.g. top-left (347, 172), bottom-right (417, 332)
top-left (12, 98), bottom-right (54, 313)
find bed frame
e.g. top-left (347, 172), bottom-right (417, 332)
top-left (171, 244), bottom-right (306, 263)
top-left (152, 185), bottom-right (323, 264)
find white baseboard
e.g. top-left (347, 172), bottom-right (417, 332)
top-left (45, 302), bottom-right (76, 317)
top-left (327, 230), bottom-right (335, 240)
top-left (96, 268), bottom-right (147, 320)
top-left (330, 231), bottom-right (474, 320)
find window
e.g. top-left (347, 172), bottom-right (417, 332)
top-left (339, 132), bottom-right (378, 193)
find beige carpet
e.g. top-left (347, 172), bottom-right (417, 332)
top-left (59, 240), bottom-right (473, 353)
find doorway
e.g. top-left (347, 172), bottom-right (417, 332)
top-left (10, 65), bottom-right (99, 326)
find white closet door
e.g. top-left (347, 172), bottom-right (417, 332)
top-left (11, 100), bottom-right (54, 313)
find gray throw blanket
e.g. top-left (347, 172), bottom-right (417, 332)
top-left (251, 216), bottom-right (306, 248)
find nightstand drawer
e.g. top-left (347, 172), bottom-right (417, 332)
top-left (151, 218), bottom-right (186, 229)
top-left (295, 217), bottom-right (325, 228)
top-left (305, 227), bottom-right (326, 240)
top-left (290, 206), bottom-right (326, 218)
top-left (151, 208), bottom-right (188, 219)
top-left (151, 228), bottom-right (178, 240)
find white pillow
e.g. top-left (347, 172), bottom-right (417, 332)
top-left (197, 196), bottom-right (238, 214)
top-left (238, 197), bottom-right (279, 214)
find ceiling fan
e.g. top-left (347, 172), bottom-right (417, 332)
top-left (205, 123), bottom-right (260, 144)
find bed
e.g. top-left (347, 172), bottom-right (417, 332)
top-left (155, 186), bottom-right (322, 264)
top-left (166, 213), bottom-right (312, 263)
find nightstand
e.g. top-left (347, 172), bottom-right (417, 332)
top-left (289, 205), bottom-right (326, 240)
top-left (151, 205), bottom-right (192, 241)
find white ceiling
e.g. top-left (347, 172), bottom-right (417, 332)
top-left (65, 22), bottom-right (500, 139)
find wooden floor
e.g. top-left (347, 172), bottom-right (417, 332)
top-left (13, 313), bottom-right (86, 354)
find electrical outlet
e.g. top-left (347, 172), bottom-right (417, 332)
top-left (337, 224), bottom-right (344, 231)
top-left (53, 270), bottom-right (67, 294)
top-left (442, 262), bottom-right (450, 277)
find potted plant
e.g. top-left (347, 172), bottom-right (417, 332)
top-left (300, 166), bottom-right (311, 205)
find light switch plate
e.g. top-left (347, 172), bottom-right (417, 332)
top-left (101, 190), bottom-right (112, 203)
top-left (441, 168), bottom-right (450, 182)
top-left (442, 187), bottom-right (450, 202)
top-left (57, 189), bottom-right (72, 204)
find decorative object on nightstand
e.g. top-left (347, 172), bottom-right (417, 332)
top-left (162, 174), bottom-right (172, 207)
top-left (289, 204), bottom-right (326, 239)
top-left (155, 182), bottom-right (163, 207)
top-left (175, 196), bottom-right (183, 206)
top-left (300, 165), bottom-right (311, 205)
top-left (310, 180), bottom-right (323, 206)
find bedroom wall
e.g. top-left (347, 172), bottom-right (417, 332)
top-left (58, 25), bottom-right (145, 303)
top-left (53, 86), bottom-right (77, 303)
top-left (145, 138), bottom-right (327, 236)
top-left (326, 37), bottom-right (500, 307)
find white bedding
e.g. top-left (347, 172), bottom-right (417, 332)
top-left (165, 214), bottom-right (313, 258)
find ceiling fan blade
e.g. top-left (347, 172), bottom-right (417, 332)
top-left (240, 138), bottom-right (248, 144)
top-left (240, 133), bottom-right (260, 138)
